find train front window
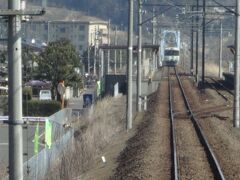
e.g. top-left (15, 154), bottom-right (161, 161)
top-left (164, 50), bottom-right (179, 56)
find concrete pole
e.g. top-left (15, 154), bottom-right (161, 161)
top-left (119, 50), bottom-right (122, 71)
top-left (143, 49), bottom-right (146, 77)
top-left (8, 0), bottom-right (23, 179)
top-left (42, 0), bottom-right (47, 7)
top-left (87, 32), bottom-right (91, 74)
top-left (107, 19), bottom-right (111, 74)
top-left (87, 45), bottom-right (90, 74)
top-left (143, 49), bottom-right (146, 60)
top-left (98, 48), bottom-right (100, 78)
top-left (190, 6), bottom-right (194, 75)
top-left (202, 0), bottom-right (206, 86)
top-left (47, 21), bottom-right (50, 43)
top-left (196, 0), bottom-right (199, 83)
top-left (93, 28), bottom-right (97, 76)
top-left (114, 26), bottom-right (117, 74)
top-left (137, 0), bottom-right (142, 112)
top-left (94, 45), bottom-right (97, 76)
top-left (154, 50), bottom-right (157, 70)
top-left (152, 8), bottom-right (156, 45)
top-left (144, 96), bottom-right (147, 111)
top-left (234, 0), bottom-right (240, 128)
top-left (127, 0), bottom-right (133, 130)
top-left (100, 49), bottom-right (104, 77)
top-left (219, 20), bottom-right (223, 79)
top-left (152, 8), bottom-right (156, 70)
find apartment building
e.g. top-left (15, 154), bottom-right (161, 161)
top-left (22, 20), bottom-right (109, 54)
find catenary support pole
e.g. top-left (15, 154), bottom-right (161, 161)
top-left (8, 0), bottom-right (23, 179)
top-left (202, 0), bottom-right (206, 86)
top-left (196, 0), bottom-right (199, 84)
top-left (114, 26), bottom-right (117, 74)
top-left (137, 0), bottom-right (142, 112)
top-left (234, 0), bottom-right (240, 128)
top-left (219, 20), bottom-right (223, 79)
top-left (152, 8), bottom-right (156, 70)
top-left (127, 0), bottom-right (133, 130)
top-left (191, 6), bottom-right (194, 75)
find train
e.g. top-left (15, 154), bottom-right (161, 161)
top-left (159, 30), bottom-right (181, 67)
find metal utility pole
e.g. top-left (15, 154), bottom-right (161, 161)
top-left (137, 0), bottom-right (142, 112)
top-left (8, 0), bottom-right (23, 179)
top-left (114, 26), bottom-right (117, 74)
top-left (127, 0), bottom-right (133, 130)
top-left (107, 19), bottom-right (111, 74)
top-left (234, 0), bottom-right (240, 128)
top-left (219, 20), bottom-right (223, 79)
top-left (195, 0), bottom-right (199, 83)
top-left (190, 6), bottom-right (194, 75)
top-left (201, 0), bottom-right (206, 86)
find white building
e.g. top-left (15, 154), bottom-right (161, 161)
top-left (22, 20), bottom-right (109, 54)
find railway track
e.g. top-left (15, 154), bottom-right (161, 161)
top-left (208, 77), bottom-right (233, 96)
top-left (168, 67), bottom-right (225, 180)
top-left (205, 77), bottom-right (234, 102)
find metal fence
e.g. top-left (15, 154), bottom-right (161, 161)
top-left (23, 108), bottom-right (74, 180)
top-left (3, 108), bottom-right (76, 180)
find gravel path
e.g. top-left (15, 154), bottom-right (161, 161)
top-left (111, 80), bottom-right (171, 179)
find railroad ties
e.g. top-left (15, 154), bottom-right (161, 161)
top-left (168, 67), bottom-right (225, 180)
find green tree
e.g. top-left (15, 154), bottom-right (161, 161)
top-left (36, 40), bottom-right (81, 99)
top-left (0, 50), bottom-right (7, 64)
top-left (0, 50), bottom-right (8, 86)
top-left (22, 47), bottom-right (38, 83)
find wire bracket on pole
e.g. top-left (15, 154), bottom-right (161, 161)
top-left (0, 9), bottom-right (45, 16)
top-left (3, 120), bottom-right (26, 125)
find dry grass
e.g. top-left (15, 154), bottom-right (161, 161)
top-left (197, 61), bottom-right (229, 77)
top-left (0, 161), bottom-right (7, 178)
top-left (205, 63), bottom-right (220, 77)
top-left (45, 96), bottom-right (126, 180)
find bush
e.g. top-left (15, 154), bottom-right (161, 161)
top-left (0, 96), bottom-right (8, 115)
top-left (23, 86), bottom-right (33, 100)
top-left (23, 100), bottom-right (61, 116)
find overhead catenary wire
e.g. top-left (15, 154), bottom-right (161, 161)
top-left (211, 0), bottom-right (236, 15)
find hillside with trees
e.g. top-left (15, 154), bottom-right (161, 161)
top-left (27, 0), bottom-right (235, 26)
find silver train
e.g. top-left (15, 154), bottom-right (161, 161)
top-left (159, 30), bottom-right (180, 67)
top-left (162, 47), bottom-right (180, 66)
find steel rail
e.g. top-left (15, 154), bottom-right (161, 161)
top-left (174, 67), bottom-right (225, 180)
top-left (168, 67), bottom-right (179, 180)
top-left (205, 79), bottom-right (228, 101)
